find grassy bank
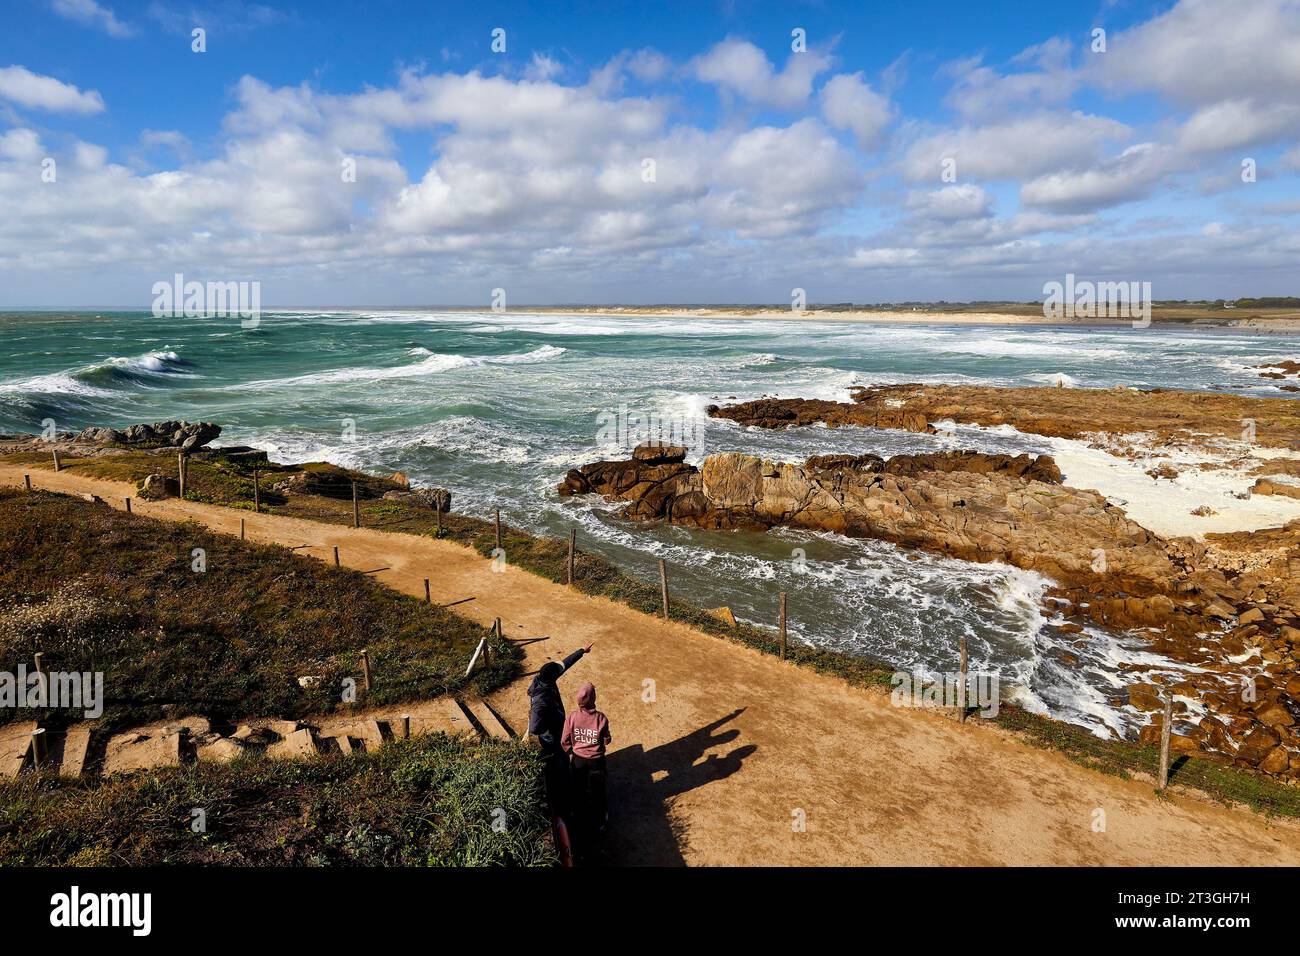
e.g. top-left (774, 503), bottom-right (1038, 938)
top-left (0, 488), bottom-right (519, 733)
top-left (0, 734), bottom-right (554, 866)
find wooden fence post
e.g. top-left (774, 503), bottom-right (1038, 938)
top-left (333, 546), bottom-right (340, 567)
top-left (240, 517), bottom-right (245, 540)
top-left (125, 497), bottom-right (132, 514)
top-left (494, 509), bottom-right (502, 552)
top-left (33, 652), bottom-right (45, 691)
top-left (659, 559), bottom-right (670, 620)
top-left (253, 468), bottom-right (261, 513)
top-left (435, 504), bottom-right (443, 535)
top-left (568, 528), bottom-right (576, 586)
top-left (360, 649), bottom-right (372, 693)
top-left (400, 715), bottom-right (410, 739)
top-left (424, 578), bottom-right (431, 603)
top-left (465, 637), bottom-right (487, 677)
top-left (23, 474), bottom-right (31, 491)
top-left (958, 636), bottom-right (969, 723)
top-left (778, 592), bottom-right (787, 659)
top-left (352, 481), bottom-right (360, 528)
top-left (178, 452), bottom-right (186, 498)
top-left (52, 449), bottom-right (61, 472)
top-left (1158, 691), bottom-right (1173, 789)
top-left (30, 728), bottom-right (46, 770)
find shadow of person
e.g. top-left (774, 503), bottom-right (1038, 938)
top-left (601, 708), bottom-right (756, 866)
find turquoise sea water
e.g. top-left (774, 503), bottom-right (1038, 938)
top-left (4, 309), bottom-right (1299, 737)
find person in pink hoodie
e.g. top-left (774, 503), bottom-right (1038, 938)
top-left (561, 681), bottom-right (611, 861)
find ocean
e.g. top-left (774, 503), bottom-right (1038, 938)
top-left (4, 309), bottom-right (1299, 738)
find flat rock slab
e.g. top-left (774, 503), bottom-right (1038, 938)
top-left (0, 721), bottom-right (38, 778)
top-left (104, 731), bottom-right (181, 776)
top-left (349, 719), bottom-right (384, 750)
top-left (266, 728), bottom-right (317, 760)
top-left (196, 737), bottom-right (245, 764)
top-left (60, 723), bottom-right (93, 777)
top-left (324, 734), bottom-right (354, 755)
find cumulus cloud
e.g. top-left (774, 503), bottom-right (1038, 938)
top-left (900, 111), bottom-right (1130, 183)
top-left (1020, 143), bottom-right (1172, 212)
top-left (0, 66), bottom-right (105, 113)
top-left (820, 73), bottom-right (893, 149)
top-left (1088, 0), bottom-right (1300, 107)
top-left (4, 3), bottom-right (1300, 303)
top-left (905, 184), bottom-right (992, 220)
top-left (693, 38), bottom-right (831, 109)
top-left (944, 37), bottom-right (1080, 119)
top-left (49, 0), bottom-right (134, 38)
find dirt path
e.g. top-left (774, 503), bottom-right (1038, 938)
top-left (7, 464), bottom-right (1300, 866)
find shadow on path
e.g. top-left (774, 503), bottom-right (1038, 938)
top-left (602, 708), bottom-right (756, 866)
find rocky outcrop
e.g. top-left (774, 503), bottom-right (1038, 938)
top-left (560, 443), bottom-right (1300, 776)
top-left (78, 420), bottom-right (221, 451)
top-left (709, 384), bottom-right (1300, 450)
top-left (1252, 478), bottom-right (1300, 499)
top-left (561, 444), bottom-right (1175, 598)
top-left (707, 397), bottom-right (929, 433)
top-left (1255, 359), bottom-right (1300, 380)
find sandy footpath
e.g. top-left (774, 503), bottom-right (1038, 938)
top-left (6, 463), bottom-right (1300, 866)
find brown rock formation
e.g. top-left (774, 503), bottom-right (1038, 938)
top-left (709, 384), bottom-right (1300, 450)
top-left (560, 443), bottom-right (1300, 776)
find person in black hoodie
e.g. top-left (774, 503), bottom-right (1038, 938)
top-left (526, 643), bottom-right (592, 816)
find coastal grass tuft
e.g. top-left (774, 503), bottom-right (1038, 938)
top-left (0, 734), bottom-right (554, 867)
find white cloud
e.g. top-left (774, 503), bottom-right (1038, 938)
top-left (693, 38), bottom-right (831, 110)
top-left (525, 53), bottom-right (563, 82)
top-left (905, 184), bottom-right (992, 220)
top-left (1175, 99), bottom-right (1300, 154)
top-left (945, 37), bottom-right (1080, 119)
top-left (0, 65), bottom-right (105, 113)
top-left (901, 111), bottom-right (1130, 182)
top-left (820, 73), bottom-right (893, 149)
top-left (50, 0), bottom-right (134, 38)
top-left (1089, 0), bottom-right (1300, 107)
top-left (1020, 143), bottom-right (1171, 212)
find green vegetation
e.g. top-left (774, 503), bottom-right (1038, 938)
top-left (0, 734), bottom-right (554, 866)
top-left (0, 488), bottom-right (519, 733)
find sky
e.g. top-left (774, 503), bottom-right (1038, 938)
top-left (0, 0), bottom-right (1298, 306)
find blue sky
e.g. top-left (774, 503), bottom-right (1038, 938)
top-left (1, 0), bottom-right (1298, 305)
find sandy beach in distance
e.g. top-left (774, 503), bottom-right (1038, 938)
top-left (514, 305), bottom-right (1300, 333)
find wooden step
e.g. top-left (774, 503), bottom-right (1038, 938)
top-left (60, 724), bottom-right (93, 778)
top-left (465, 699), bottom-right (513, 739)
top-left (0, 721), bottom-right (37, 778)
top-left (442, 698), bottom-right (481, 739)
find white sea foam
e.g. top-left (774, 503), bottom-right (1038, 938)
top-left (239, 345), bottom-right (565, 390)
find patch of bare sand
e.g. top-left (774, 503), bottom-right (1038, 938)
top-left (7, 463), bottom-right (1300, 866)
